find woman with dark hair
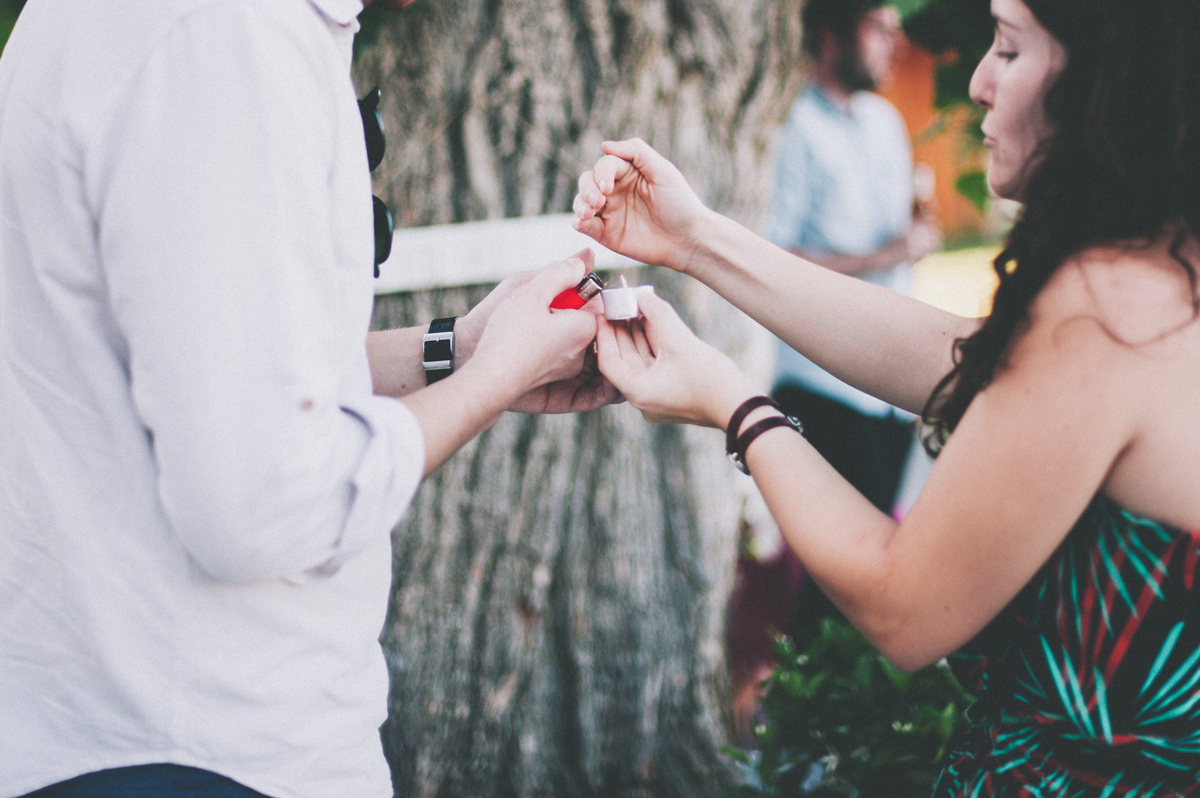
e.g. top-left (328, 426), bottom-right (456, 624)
top-left (573, 0), bottom-right (1200, 792)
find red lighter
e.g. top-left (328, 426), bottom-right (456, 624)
top-left (549, 272), bottom-right (605, 309)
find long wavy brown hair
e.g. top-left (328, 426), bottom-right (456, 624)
top-left (922, 0), bottom-right (1200, 453)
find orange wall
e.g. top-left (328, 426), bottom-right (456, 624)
top-left (880, 45), bottom-right (985, 240)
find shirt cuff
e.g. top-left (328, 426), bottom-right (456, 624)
top-left (314, 394), bottom-right (425, 575)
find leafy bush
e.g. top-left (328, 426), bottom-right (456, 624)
top-left (724, 619), bottom-right (975, 798)
top-left (0, 1), bottom-right (26, 55)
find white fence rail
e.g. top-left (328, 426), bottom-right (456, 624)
top-left (374, 213), bottom-right (638, 295)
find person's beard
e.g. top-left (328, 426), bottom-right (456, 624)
top-left (834, 42), bottom-right (877, 93)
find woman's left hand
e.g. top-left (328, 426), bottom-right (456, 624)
top-left (595, 291), bottom-right (756, 429)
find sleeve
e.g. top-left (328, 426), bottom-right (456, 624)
top-left (91, 4), bottom-right (422, 582)
top-left (764, 104), bottom-right (813, 251)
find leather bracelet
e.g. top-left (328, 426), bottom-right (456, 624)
top-left (728, 412), bottom-right (803, 476)
top-left (725, 395), bottom-right (780, 455)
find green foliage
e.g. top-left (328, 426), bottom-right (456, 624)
top-left (903, 0), bottom-right (994, 110)
top-left (723, 620), bottom-right (975, 798)
top-left (0, 0), bottom-right (26, 55)
top-left (954, 171), bottom-right (991, 214)
top-left (893, 0), bottom-right (937, 23)
top-left (353, 2), bottom-right (435, 62)
top-left (353, 5), bottom-right (398, 62)
top-left (899, 0), bottom-right (995, 212)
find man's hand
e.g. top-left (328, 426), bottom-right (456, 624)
top-left (906, 210), bottom-right (944, 264)
top-left (456, 249), bottom-right (620, 413)
top-left (507, 344), bottom-right (622, 413)
top-left (572, 138), bottom-right (712, 273)
top-left (454, 272), bottom-right (538, 368)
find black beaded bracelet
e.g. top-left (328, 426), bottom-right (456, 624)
top-left (725, 395), bottom-right (803, 475)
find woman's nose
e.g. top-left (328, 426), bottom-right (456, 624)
top-left (969, 57), bottom-right (993, 110)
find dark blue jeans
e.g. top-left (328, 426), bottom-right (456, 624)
top-left (23, 764), bottom-right (270, 797)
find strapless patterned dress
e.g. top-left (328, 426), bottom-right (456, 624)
top-left (934, 494), bottom-right (1200, 796)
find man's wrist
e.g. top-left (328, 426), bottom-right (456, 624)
top-left (450, 352), bottom-right (529, 416)
top-left (450, 312), bottom-right (482, 369)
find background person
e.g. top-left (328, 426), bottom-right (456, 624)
top-left (0, 0), bottom-right (613, 796)
top-left (768, 0), bottom-right (941, 526)
top-left (733, 0), bottom-right (942, 728)
top-left (575, 0), bottom-right (1200, 791)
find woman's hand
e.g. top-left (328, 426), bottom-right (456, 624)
top-left (594, 291), bottom-right (757, 429)
top-left (572, 139), bottom-right (712, 273)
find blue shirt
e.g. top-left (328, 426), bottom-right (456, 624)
top-left (766, 83), bottom-right (915, 417)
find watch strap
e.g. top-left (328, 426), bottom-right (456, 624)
top-left (422, 316), bottom-right (457, 384)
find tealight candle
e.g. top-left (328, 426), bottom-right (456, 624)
top-left (601, 275), bottom-right (655, 320)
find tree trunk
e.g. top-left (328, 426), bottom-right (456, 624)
top-left (354, 3), bottom-right (803, 796)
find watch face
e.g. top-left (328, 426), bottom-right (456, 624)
top-left (424, 339), bottom-right (453, 362)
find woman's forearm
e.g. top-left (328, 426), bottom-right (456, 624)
top-left (680, 210), bottom-right (977, 414)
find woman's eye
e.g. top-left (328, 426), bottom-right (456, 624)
top-left (990, 31), bottom-right (1016, 62)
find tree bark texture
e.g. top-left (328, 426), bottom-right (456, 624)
top-left (355, 3), bottom-right (804, 796)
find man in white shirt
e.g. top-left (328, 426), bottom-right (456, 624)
top-left (0, 0), bottom-right (612, 796)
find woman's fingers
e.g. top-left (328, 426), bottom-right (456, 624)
top-left (629, 318), bottom-right (654, 363)
top-left (632, 292), bottom-right (686, 351)
top-left (572, 193), bottom-right (596, 222)
top-left (611, 318), bottom-right (647, 366)
top-left (574, 171), bottom-right (604, 220)
top-left (575, 166), bottom-right (615, 204)
top-left (595, 291), bottom-right (754, 428)
top-left (590, 152), bottom-right (636, 194)
top-left (575, 150), bottom-right (641, 217)
top-left (595, 318), bottom-right (638, 389)
top-left (600, 138), bottom-right (650, 171)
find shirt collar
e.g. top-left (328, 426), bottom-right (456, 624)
top-left (808, 82), bottom-right (856, 119)
top-left (308, 0), bottom-right (364, 27)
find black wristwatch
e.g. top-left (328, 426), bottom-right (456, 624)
top-left (422, 317), bottom-right (457, 384)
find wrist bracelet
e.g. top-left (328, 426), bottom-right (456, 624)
top-left (725, 395), bottom-right (780, 455)
top-left (725, 395), bottom-right (802, 475)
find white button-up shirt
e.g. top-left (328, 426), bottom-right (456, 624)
top-left (0, 0), bottom-right (422, 795)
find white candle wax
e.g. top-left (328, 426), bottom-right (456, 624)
top-left (601, 275), bottom-right (655, 320)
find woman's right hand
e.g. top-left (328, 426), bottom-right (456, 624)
top-left (595, 290), bottom-right (757, 430)
top-left (572, 138), bottom-right (711, 273)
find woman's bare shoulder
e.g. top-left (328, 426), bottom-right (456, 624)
top-left (1027, 236), bottom-right (1200, 526)
top-left (1033, 237), bottom-right (1200, 347)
